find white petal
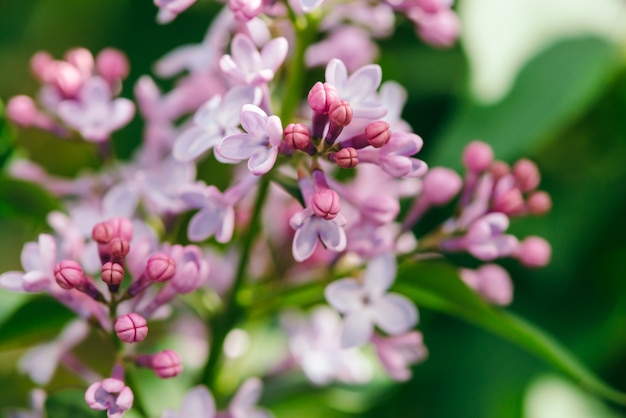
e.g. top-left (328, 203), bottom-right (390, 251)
top-left (247, 147), bottom-right (277, 175)
top-left (325, 59), bottom-right (348, 91)
top-left (174, 126), bottom-right (221, 162)
top-left (217, 133), bottom-right (262, 161)
top-left (103, 182), bottom-right (138, 218)
top-left (20, 242), bottom-right (41, 272)
top-left (180, 386), bottom-right (216, 418)
top-left (240, 104), bottom-right (269, 136)
top-left (0, 271), bottom-right (26, 291)
top-left (214, 207), bottom-right (235, 244)
top-left (19, 344), bottom-right (60, 385)
top-left (345, 64), bottom-right (382, 102)
top-left (219, 86), bottom-right (261, 127)
top-left (363, 254), bottom-right (397, 297)
top-left (56, 101), bottom-right (85, 129)
top-left (37, 235), bottom-right (57, 274)
top-left (22, 271), bottom-right (52, 292)
top-left (316, 219), bottom-right (346, 252)
top-left (108, 98), bottom-right (135, 130)
top-left (193, 95), bottom-right (221, 127)
top-left (188, 208), bottom-right (223, 242)
top-left (371, 293), bottom-right (418, 335)
top-left (231, 378), bottom-right (262, 408)
top-left (260, 37), bottom-right (288, 72)
top-left (341, 312), bottom-right (373, 348)
top-left (230, 34), bottom-right (262, 73)
top-left (324, 278), bottom-right (363, 313)
top-left (292, 222), bottom-right (318, 262)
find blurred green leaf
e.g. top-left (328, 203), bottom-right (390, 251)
top-left (0, 100), bottom-right (13, 168)
top-left (0, 176), bottom-right (60, 222)
top-left (429, 37), bottom-right (622, 168)
top-left (0, 295), bottom-right (74, 349)
top-left (45, 389), bottom-right (103, 418)
top-left (395, 260), bottom-right (626, 405)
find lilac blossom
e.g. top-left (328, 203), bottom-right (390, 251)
top-left (306, 27), bottom-right (379, 72)
top-left (182, 175), bottom-right (259, 242)
top-left (325, 254), bottom-right (418, 348)
top-left (57, 76), bottom-right (134, 142)
top-left (215, 105), bottom-right (283, 175)
top-left (281, 307), bottom-right (373, 385)
top-left (459, 264), bottom-right (513, 306)
top-left (161, 386), bottom-right (216, 418)
top-left (371, 331), bottom-right (427, 381)
top-left (85, 378), bottom-right (133, 418)
top-left (173, 86), bottom-right (261, 162)
top-left (219, 34), bottom-right (288, 86)
top-left (289, 203), bottom-right (347, 263)
top-left (325, 58), bottom-right (386, 119)
top-left (357, 132), bottom-right (428, 178)
top-left (224, 378), bottom-right (273, 418)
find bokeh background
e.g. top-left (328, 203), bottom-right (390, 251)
top-left (1, 0), bottom-right (626, 417)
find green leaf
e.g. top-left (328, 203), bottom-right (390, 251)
top-left (429, 37), bottom-right (622, 168)
top-left (0, 176), bottom-right (61, 222)
top-left (45, 389), bottom-right (104, 418)
top-left (395, 260), bottom-right (626, 405)
top-left (0, 294), bottom-right (75, 349)
top-left (0, 99), bottom-right (14, 168)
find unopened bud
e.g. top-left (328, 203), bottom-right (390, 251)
top-left (146, 254), bottom-right (176, 282)
top-left (463, 141), bottom-right (493, 172)
top-left (102, 262), bottom-right (124, 292)
top-left (54, 260), bottom-right (85, 290)
top-left (365, 121), bottom-right (391, 148)
top-left (6, 96), bottom-right (38, 127)
top-left (108, 217), bottom-right (133, 241)
top-left (92, 221), bottom-right (115, 244)
top-left (517, 236), bottom-right (551, 268)
top-left (422, 167), bottom-right (462, 205)
top-left (490, 161), bottom-right (510, 180)
top-left (109, 238), bottom-right (130, 262)
top-left (96, 48), bottom-right (129, 85)
top-left (151, 350), bottom-right (183, 379)
top-left (527, 191), bottom-right (552, 215)
top-left (513, 158), bottom-right (540, 192)
top-left (311, 189), bottom-right (341, 220)
top-left (285, 123), bottom-right (315, 155)
top-left (308, 82), bottom-right (339, 114)
top-left (329, 147), bottom-right (358, 168)
top-left (115, 313), bottom-right (148, 343)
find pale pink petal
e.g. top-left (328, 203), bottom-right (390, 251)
top-left (0, 271), bottom-right (26, 291)
top-left (218, 86), bottom-right (261, 127)
top-left (22, 271), bottom-right (52, 292)
top-left (103, 182), bottom-right (138, 218)
top-left (108, 98), bottom-right (135, 129)
top-left (324, 278), bottom-right (363, 313)
top-left (362, 254), bottom-right (396, 297)
top-left (325, 59), bottom-right (348, 91)
top-left (188, 208), bottom-right (223, 242)
top-left (260, 37), bottom-right (288, 72)
top-left (240, 104), bottom-right (269, 136)
top-left (230, 34), bottom-right (262, 73)
top-left (292, 223), bottom-right (318, 262)
top-left (248, 147), bottom-right (277, 175)
top-left (316, 219), bottom-right (346, 252)
top-left (214, 207), bottom-right (235, 243)
top-left (341, 312), bottom-right (373, 348)
top-left (371, 293), bottom-right (418, 335)
top-left (231, 378), bottom-right (262, 409)
top-left (217, 133), bottom-right (262, 161)
top-left (345, 64), bottom-right (382, 103)
top-left (173, 126), bottom-right (222, 162)
top-left (180, 386), bottom-right (216, 418)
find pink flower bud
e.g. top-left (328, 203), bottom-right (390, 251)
top-left (146, 253), bottom-right (176, 282)
top-left (54, 260), bottom-right (85, 289)
top-left (228, 0), bottom-right (263, 22)
top-left (490, 161), bottom-right (510, 180)
top-left (109, 238), bottom-right (130, 262)
top-left (476, 264), bottom-right (513, 306)
top-left (96, 48), bottom-right (129, 85)
top-left (527, 191), bottom-right (552, 215)
top-left (102, 262), bottom-right (124, 289)
top-left (284, 123), bottom-right (315, 155)
top-left (30, 51), bottom-right (54, 81)
top-left (329, 147), bottom-right (358, 168)
top-left (328, 100), bottom-right (353, 127)
top-left (462, 141), bottom-right (493, 172)
top-left (415, 8), bottom-right (460, 48)
top-left (308, 82), bottom-right (339, 114)
top-left (65, 48), bottom-right (94, 77)
top-left (365, 121), bottom-right (391, 148)
top-left (48, 61), bottom-right (83, 98)
top-left (115, 313), bottom-right (148, 343)
top-left (108, 217), bottom-right (133, 241)
top-left (517, 236), bottom-right (551, 268)
top-left (92, 221), bottom-right (115, 244)
top-left (311, 189), bottom-right (341, 220)
top-left (513, 158), bottom-right (540, 192)
top-left (6, 96), bottom-right (38, 126)
top-left (151, 350), bottom-right (183, 378)
top-left (493, 188), bottom-right (525, 215)
top-left (422, 167), bottom-right (462, 205)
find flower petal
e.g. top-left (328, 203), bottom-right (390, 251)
top-left (316, 218), bottom-right (346, 252)
top-left (371, 293), bottom-right (418, 335)
top-left (247, 147), bottom-right (277, 175)
top-left (362, 254), bottom-right (396, 297)
top-left (325, 278), bottom-right (363, 313)
top-left (180, 386), bottom-right (215, 418)
top-left (292, 222), bottom-right (318, 262)
top-left (325, 59), bottom-right (348, 91)
top-left (230, 34), bottom-right (262, 73)
top-left (174, 126), bottom-right (221, 162)
top-left (188, 208), bottom-right (223, 242)
top-left (341, 311), bottom-right (373, 348)
top-left (260, 37), bottom-right (288, 73)
top-left (0, 271), bottom-right (26, 292)
top-left (240, 104), bottom-right (269, 136)
top-left (216, 133), bottom-right (262, 161)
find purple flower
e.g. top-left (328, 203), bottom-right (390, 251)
top-left (325, 58), bottom-right (385, 119)
top-left (289, 208), bottom-right (347, 262)
top-left (357, 132), bottom-right (428, 178)
top-left (85, 378), bottom-right (133, 418)
top-left (215, 105), bottom-right (283, 175)
top-left (161, 386), bottom-right (216, 418)
top-left (219, 34), bottom-right (288, 86)
top-left (154, 0), bottom-right (197, 24)
top-left (325, 254), bottom-right (418, 348)
top-left (173, 86), bottom-right (261, 162)
top-left (57, 76), bottom-right (134, 142)
top-left (225, 378), bottom-right (272, 418)
top-left (372, 331), bottom-right (427, 381)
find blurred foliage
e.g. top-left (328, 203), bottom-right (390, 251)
top-left (1, 0), bottom-right (626, 417)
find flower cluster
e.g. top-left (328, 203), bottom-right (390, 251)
top-left (0, 0), bottom-right (555, 416)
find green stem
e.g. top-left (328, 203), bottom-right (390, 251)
top-left (199, 176), bottom-right (271, 387)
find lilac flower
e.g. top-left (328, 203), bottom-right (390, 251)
top-left (222, 378), bottom-right (273, 418)
top-left (325, 254), bottom-right (418, 347)
top-left (306, 27), bottom-right (379, 72)
top-left (325, 58), bottom-right (386, 119)
top-left (229, 0), bottom-right (263, 22)
top-left (281, 307), bottom-right (373, 385)
top-left (85, 378), bottom-right (133, 418)
top-left (219, 34), bottom-right (288, 86)
top-left (357, 132), bottom-right (428, 178)
top-left (57, 76), bottom-right (134, 142)
top-left (182, 175), bottom-right (258, 242)
top-left (459, 264), bottom-right (513, 306)
top-left (161, 386), bottom-right (216, 418)
top-left (379, 81), bottom-right (412, 133)
top-left (173, 86), bottom-right (261, 162)
top-left (371, 331), bottom-right (427, 381)
top-left (18, 320), bottom-right (89, 385)
top-left (289, 207), bottom-right (347, 262)
top-left (154, 0), bottom-right (197, 24)
top-left (215, 105), bottom-right (283, 175)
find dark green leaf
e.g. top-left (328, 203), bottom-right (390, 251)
top-left (45, 389), bottom-right (104, 418)
top-left (429, 37), bottom-right (622, 168)
top-left (0, 99), bottom-right (14, 168)
top-left (395, 260), bottom-right (626, 404)
top-left (0, 294), bottom-right (75, 349)
top-left (0, 176), bottom-right (61, 222)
